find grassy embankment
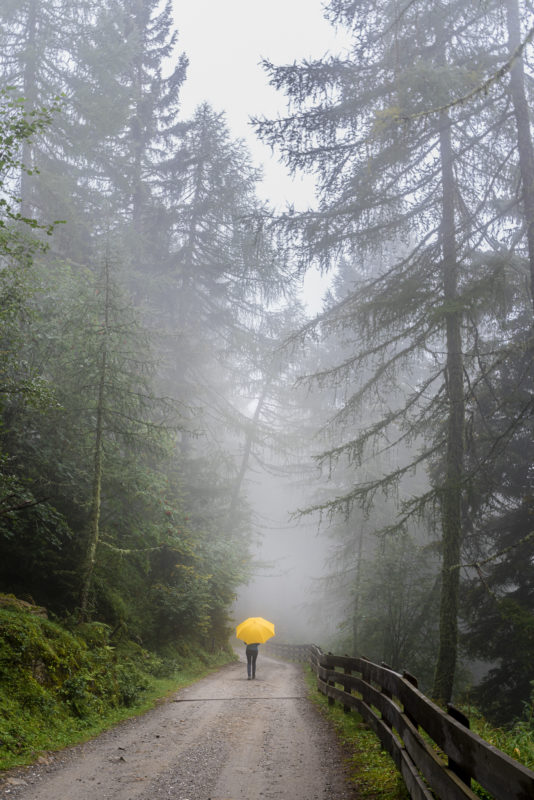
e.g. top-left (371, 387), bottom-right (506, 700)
top-left (305, 667), bottom-right (534, 799)
top-left (0, 596), bottom-right (235, 771)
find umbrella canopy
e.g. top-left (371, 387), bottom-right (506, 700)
top-left (236, 616), bottom-right (275, 644)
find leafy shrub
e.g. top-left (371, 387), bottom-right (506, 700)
top-left (0, 606), bottom-right (154, 720)
top-left (114, 662), bottom-right (149, 706)
top-left (0, 598), bottom-right (235, 769)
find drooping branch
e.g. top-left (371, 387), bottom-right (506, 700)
top-left (451, 530), bottom-right (534, 573)
top-left (397, 21), bottom-right (534, 124)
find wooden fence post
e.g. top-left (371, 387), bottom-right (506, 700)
top-left (343, 655), bottom-right (351, 713)
top-left (447, 703), bottom-right (472, 788)
top-left (327, 652), bottom-right (335, 705)
top-left (380, 662), bottom-right (394, 728)
top-left (278, 645), bottom-right (534, 798)
top-left (402, 670), bottom-right (419, 729)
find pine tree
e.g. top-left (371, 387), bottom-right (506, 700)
top-left (0, 1), bottom-right (84, 221)
top-left (0, 86), bottom-right (60, 527)
top-left (255, 0), bottom-right (518, 701)
top-left (152, 103), bottom-right (291, 454)
top-left (504, 0), bottom-right (534, 307)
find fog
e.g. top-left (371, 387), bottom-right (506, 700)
top-left (1, 0), bottom-right (533, 730)
top-left (172, 0), bottom-right (351, 210)
top-left (233, 469), bottom-right (335, 646)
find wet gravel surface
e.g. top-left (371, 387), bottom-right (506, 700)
top-left (0, 653), bottom-right (359, 799)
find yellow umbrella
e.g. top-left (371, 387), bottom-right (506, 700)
top-left (236, 616), bottom-right (275, 644)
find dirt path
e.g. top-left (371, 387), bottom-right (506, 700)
top-left (1, 652), bottom-right (358, 799)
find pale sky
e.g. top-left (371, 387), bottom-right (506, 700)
top-left (169, 3), bottom-right (345, 605)
top-left (171, 0), bottom-right (349, 211)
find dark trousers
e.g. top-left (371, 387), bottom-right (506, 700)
top-left (246, 650), bottom-right (258, 678)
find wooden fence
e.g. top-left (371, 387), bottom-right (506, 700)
top-left (268, 643), bottom-right (534, 800)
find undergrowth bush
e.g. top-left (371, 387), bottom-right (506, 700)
top-left (460, 694), bottom-right (534, 773)
top-left (0, 601), bottom-right (235, 770)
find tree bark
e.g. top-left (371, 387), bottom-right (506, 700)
top-left (352, 521), bottom-right (364, 657)
top-left (225, 374), bottom-right (272, 533)
top-left (79, 259), bottom-right (110, 619)
top-left (505, 0), bottom-right (534, 312)
top-left (432, 110), bottom-right (465, 704)
top-left (20, 0), bottom-right (37, 219)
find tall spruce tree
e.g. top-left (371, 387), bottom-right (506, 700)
top-left (152, 103), bottom-right (291, 455)
top-left (100, 0), bottom-right (187, 261)
top-left (255, 0), bottom-right (520, 701)
top-left (299, 256), bottom-right (440, 673)
top-left (460, 296), bottom-right (534, 722)
top-left (0, 1), bottom-right (101, 248)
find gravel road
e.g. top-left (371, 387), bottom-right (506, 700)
top-left (1, 651), bottom-right (358, 799)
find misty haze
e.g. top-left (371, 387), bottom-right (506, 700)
top-left (0, 1), bottom-right (533, 799)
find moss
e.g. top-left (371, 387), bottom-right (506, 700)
top-left (304, 668), bottom-right (409, 799)
top-left (0, 604), bottom-right (234, 771)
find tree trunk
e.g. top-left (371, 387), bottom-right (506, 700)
top-left (79, 372), bottom-right (105, 620)
top-left (20, 0), bottom-right (37, 219)
top-left (225, 374), bottom-right (272, 533)
top-left (352, 521), bottom-right (364, 656)
top-left (177, 147), bottom-right (206, 459)
top-left (505, 0), bottom-right (534, 312)
top-left (79, 259), bottom-right (110, 619)
top-left (432, 110), bottom-right (465, 704)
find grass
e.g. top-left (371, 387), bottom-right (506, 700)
top-left (0, 605), bottom-right (236, 772)
top-left (460, 703), bottom-right (534, 772)
top-left (0, 651), bottom-right (235, 771)
top-left (303, 668), bottom-right (409, 799)
top-left (303, 666), bottom-right (534, 800)
top-left (0, 651), bottom-right (235, 772)
top-left (3, 669), bottom-right (203, 769)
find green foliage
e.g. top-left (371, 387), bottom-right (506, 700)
top-left (0, 86), bottom-right (61, 236)
top-left (352, 534), bottom-right (440, 689)
top-left (0, 0), bottom-right (276, 676)
top-left (457, 312), bottom-right (534, 722)
top-left (304, 668), bottom-right (409, 799)
top-left (0, 607), bottom-right (140, 720)
top-left (0, 87), bottom-right (58, 416)
top-left (456, 698), bottom-right (534, 775)
top-left (0, 600), bottom-right (235, 769)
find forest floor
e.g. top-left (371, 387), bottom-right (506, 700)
top-left (0, 652), bottom-right (360, 800)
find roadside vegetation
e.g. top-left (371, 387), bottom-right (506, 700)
top-left (0, 598), bottom-right (235, 771)
top-left (305, 668), bottom-right (534, 799)
top-left (2, 0), bottom-right (534, 759)
top-left (463, 703), bottom-right (534, 773)
top-left (305, 669), bottom-right (409, 799)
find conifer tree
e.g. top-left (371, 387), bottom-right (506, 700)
top-left (0, 1), bottom-right (92, 231)
top-left (0, 87), bottom-right (60, 524)
top-left (455, 0), bottom-right (534, 721)
top-left (255, 0), bottom-right (518, 701)
top-left (153, 103), bottom-right (291, 455)
top-left (460, 301), bottom-right (534, 722)
top-left (101, 0), bottom-right (187, 260)
top-left (504, 0), bottom-right (534, 306)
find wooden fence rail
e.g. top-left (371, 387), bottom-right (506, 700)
top-left (268, 643), bottom-right (534, 800)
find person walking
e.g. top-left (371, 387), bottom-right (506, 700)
top-left (235, 616), bottom-right (274, 680)
top-left (245, 642), bottom-right (259, 679)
